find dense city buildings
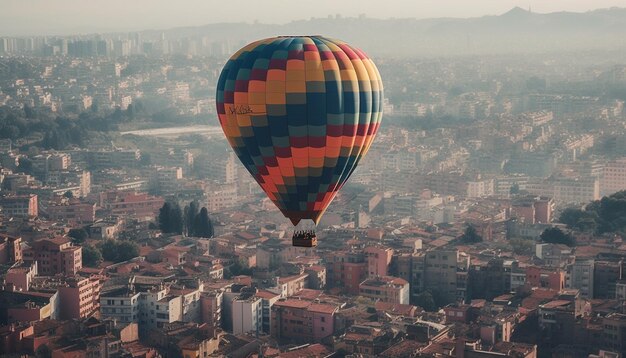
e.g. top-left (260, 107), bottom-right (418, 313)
top-left (0, 194), bottom-right (38, 217)
top-left (0, 7), bottom-right (625, 357)
top-left (271, 297), bottom-right (339, 343)
top-left (26, 237), bottom-right (82, 276)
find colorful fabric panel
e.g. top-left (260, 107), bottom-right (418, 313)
top-left (216, 36), bottom-right (383, 225)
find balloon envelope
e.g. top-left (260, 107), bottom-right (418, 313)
top-left (216, 36), bottom-right (383, 225)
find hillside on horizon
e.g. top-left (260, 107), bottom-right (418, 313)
top-left (134, 7), bottom-right (626, 57)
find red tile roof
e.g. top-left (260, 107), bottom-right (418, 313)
top-left (42, 236), bottom-right (70, 245)
top-left (541, 300), bottom-right (571, 309)
top-left (279, 343), bottom-right (331, 358)
top-left (380, 339), bottom-right (428, 357)
top-left (255, 290), bottom-right (280, 300)
top-left (293, 289), bottom-right (322, 300)
top-left (375, 302), bottom-right (421, 316)
top-left (278, 273), bottom-right (308, 284)
top-left (273, 299), bottom-right (311, 309)
top-left (308, 303), bottom-right (337, 314)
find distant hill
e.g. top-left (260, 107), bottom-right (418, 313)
top-left (143, 7), bottom-right (626, 57)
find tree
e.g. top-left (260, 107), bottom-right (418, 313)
top-left (42, 129), bottom-right (69, 150)
top-left (510, 238), bottom-right (535, 255)
top-left (185, 200), bottom-right (199, 236)
top-left (140, 153), bottom-right (151, 166)
top-left (415, 291), bottom-right (436, 312)
top-left (117, 241), bottom-right (140, 262)
top-left (170, 202), bottom-right (184, 234)
top-left (100, 240), bottom-right (118, 262)
top-left (17, 157), bottom-right (32, 174)
top-left (112, 107), bottom-right (124, 122)
top-left (510, 183), bottom-right (520, 195)
top-left (540, 227), bottom-right (575, 247)
top-left (559, 191), bottom-right (626, 234)
top-left (425, 225), bottom-right (437, 233)
top-left (559, 207), bottom-right (596, 232)
top-left (35, 344), bottom-right (52, 358)
top-left (23, 104), bottom-right (36, 119)
top-left (3, 125), bottom-right (20, 139)
top-left (63, 190), bottom-right (74, 199)
top-left (159, 202), bottom-right (172, 232)
top-left (193, 207), bottom-right (214, 238)
top-left (68, 228), bottom-right (88, 244)
top-left (225, 259), bottom-right (252, 278)
top-left (133, 99), bottom-right (145, 114)
top-left (460, 224), bottom-right (482, 244)
top-left (126, 104), bottom-right (136, 120)
top-left (98, 240), bottom-right (139, 263)
top-left (158, 201), bottom-right (184, 234)
top-left (82, 245), bottom-right (102, 267)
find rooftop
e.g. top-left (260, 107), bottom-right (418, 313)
top-left (40, 236), bottom-right (71, 246)
top-left (255, 289), bottom-right (280, 300)
top-left (540, 300), bottom-right (572, 309)
top-left (279, 343), bottom-right (331, 358)
top-left (273, 299), bottom-right (311, 309)
top-left (278, 273), bottom-right (308, 285)
top-left (361, 276), bottom-right (408, 287)
top-left (380, 339), bottom-right (428, 357)
top-left (307, 303), bottom-right (338, 314)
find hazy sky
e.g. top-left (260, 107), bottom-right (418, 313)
top-left (2, 0), bottom-right (626, 36)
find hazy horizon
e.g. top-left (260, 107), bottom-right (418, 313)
top-left (2, 0), bottom-right (626, 36)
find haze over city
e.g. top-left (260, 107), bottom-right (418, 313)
top-left (2, 0), bottom-right (626, 35)
top-left (0, 1), bottom-right (626, 358)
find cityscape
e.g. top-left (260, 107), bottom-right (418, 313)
top-left (1, 2), bottom-right (626, 358)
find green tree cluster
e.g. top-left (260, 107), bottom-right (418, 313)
top-left (159, 202), bottom-right (184, 234)
top-left (415, 291), bottom-right (437, 312)
top-left (509, 238), bottom-right (535, 255)
top-left (460, 224), bottom-right (483, 244)
top-left (68, 228), bottom-right (88, 244)
top-left (159, 201), bottom-right (214, 237)
top-left (0, 105), bottom-right (132, 149)
top-left (540, 227), bottom-right (575, 247)
top-left (184, 200), bottom-right (199, 236)
top-left (224, 260), bottom-right (253, 279)
top-left (99, 240), bottom-right (140, 263)
top-left (82, 245), bottom-right (103, 267)
top-left (559, 190), bottom-right (626, 234)
top-left (193, 207), bottom-right (214, 238)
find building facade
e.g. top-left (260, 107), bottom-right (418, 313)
top-left (359, 276), bottom-right (410, 304)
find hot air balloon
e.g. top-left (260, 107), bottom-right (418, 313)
top-left (216, 36), bottom-right (383, 246)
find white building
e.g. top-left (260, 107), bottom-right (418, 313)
top-left (151, 166), bottom-right (183, 193)
top-left (100, 289), bottom-right (141, 324)
top-left (601, 158), bottom-right (626, 196)
top-left (207, 183), bottom-right (238, 212)
top-left (223, 289), bottom-right (262, 335)
top-left (466, 179), bottom-right (495, 198)
top-left (566, 259), bottom-right (595, 298)
top-left (101, 281), bottom-right (203, 330)
top-left (142, 292), bottom-right (182, 330)
top-left (231, 295), bottom-right (262, 335)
